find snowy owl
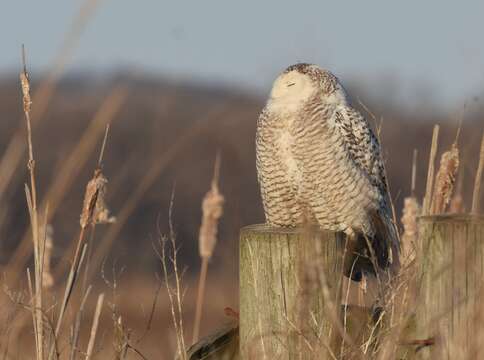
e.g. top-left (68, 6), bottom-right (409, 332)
top-left (256, 63), bottom-right (399, 277)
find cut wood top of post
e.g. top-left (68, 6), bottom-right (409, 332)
top-left (419, 214), bottom-right (484, 223)
top-left (240, 223), bottom-right (338, 235)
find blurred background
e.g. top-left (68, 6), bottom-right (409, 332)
top-left (1, 0), bottom-right (483, 358)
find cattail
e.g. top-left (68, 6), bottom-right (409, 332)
top-left (80, 124), bottom-right (115, 227)
top-left (198, 179), bottom-right (224, 259)
top-left (20, 71), bottom-right (32, 115)
top-left (52, 167), bottom-right (113, 357)
top-left (193, 153), bottom-right (224, 343)
top-left (430, 143), bottom-right (459, 214)
top-left (80, 168), bottom-right (115, 228)
top-left (400, 197), bottom-right (420, 266)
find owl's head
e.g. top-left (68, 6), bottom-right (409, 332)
top-left (268, 63), bottom-right (348, 112)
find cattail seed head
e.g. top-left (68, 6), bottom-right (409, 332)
top-left (431, 143), bottom-right (459, 214)
top-left (400, 197), bottom-right (420, 266)
top-left (80, 169), bottom-right (115, 228)
top-left (20, 71), bottom-right (32, 114)
top-left (198, 184), bottom-right (224, 259)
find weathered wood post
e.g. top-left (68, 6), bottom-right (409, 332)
top-left (417, 214), bottom-right (484, 359)
top-left (239, 224), bottom-right (374, 359)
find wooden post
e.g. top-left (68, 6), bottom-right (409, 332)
top-left (417, 214), bottom-right (484, 359)
top-left (239, 224), bottom-right (374, 359)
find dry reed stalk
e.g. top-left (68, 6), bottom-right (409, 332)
top-left (156, 190), bottom-right (187, 360)
top-left (85, 293), bottom-right (104, 360)
top-left (423, 125), bottom-right (440, 215)
top-left (430, 143), bottom-right (459, 214)
top-left (471, 131), bottom-right (484, 214)
top-left (85, 105), bottom-right (231, 283)
top-left (192, 153), bottom-right (224, 344)
top-left (69, 286), bottom-right (92, 360)
top-left (411, 149), bottom-right (417, 196)
top-left (26, 269), bottom-right (40, 359)
top-left (20, 47), bottom-right (45, 360)
top-left (0, 0), bottom-right (102, 205)
top-left (42, 225), bottom-right (54, 290)
top-left (113, 316), bottom-right (129, 360)
top-left (49, 238), bottom-right (88, 360)
top-left (6, 87), bottom-right (127, 285)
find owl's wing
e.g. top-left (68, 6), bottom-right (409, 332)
top-left (333, 106), bottom-right (399, 270)
top-left (333, 107), bottom-right (389, 201)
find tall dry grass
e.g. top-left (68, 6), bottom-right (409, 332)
top-left (0, 18), bottom-right (483, 360)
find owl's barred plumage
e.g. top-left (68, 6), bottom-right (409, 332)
top-left (256, 63), bottom-right (399, 274)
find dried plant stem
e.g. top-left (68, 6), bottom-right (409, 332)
top-left (160, 235), bottom-right (187, 359)
top-left (21, 47), bottom-right (45, 360)
top-left (70, 286), bottom-right (92, 360)
top-left (192, 257), bottom-right (208, 344)
top-left (26, 269), bottom-right (40, 359)
top-left (98, 123), bottom-right (110, 167)
top-left (81, 226), bottom-right (96, 295)
top-left (411, 149), bottom-right (417, 196)
top-left (48, 229), bottom-right (88, 360)
top-left (471, 131), bottom-right (484, 214)
top-left (85, 293), bottom-right (105, 360)
top-left (42, 225), bottom-right (54, 290)
top-left (169, 196), bottom-right (187, 359)
top-left (156, 190), bottom-right (187, 360)
top-left (423, 125), bottom-right (440, 215)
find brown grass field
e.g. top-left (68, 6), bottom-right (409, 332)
top-left (0, 37), bottom-right (483, 360)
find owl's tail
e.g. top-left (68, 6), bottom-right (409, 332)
top-left (345, 210), bottom-right (400, 280)
top-left (368, 209), bottom-right (400, 273)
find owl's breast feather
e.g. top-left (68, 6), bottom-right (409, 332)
top-left (275, 129), bottom-right (304, 194)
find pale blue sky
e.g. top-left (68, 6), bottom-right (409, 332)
top-left (2, 0), bottom-right (484, 107)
